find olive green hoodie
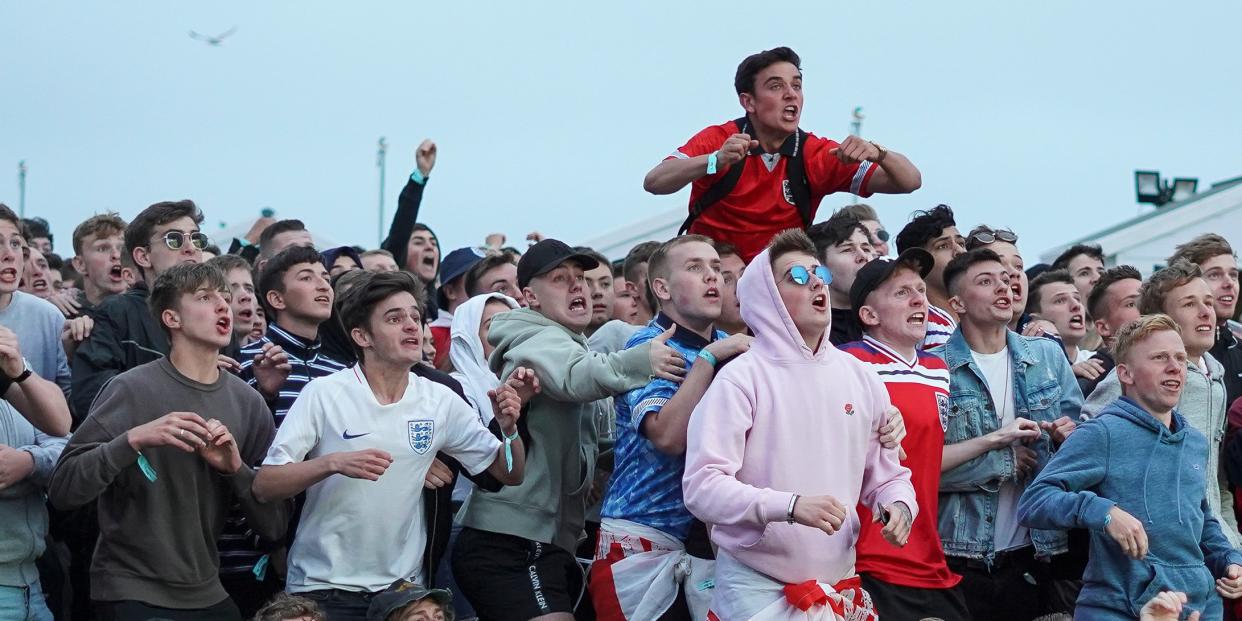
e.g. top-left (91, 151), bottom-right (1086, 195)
top-left (458, 308), bottom-right (652, 552)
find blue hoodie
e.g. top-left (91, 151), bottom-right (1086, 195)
top-left (1018, 397), bottom-right (1242, 620)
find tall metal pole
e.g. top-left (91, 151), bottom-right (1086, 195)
top-left (17, 160), bottom-right (27, 217)
top-left (377, 137), bottom-right (388, 246)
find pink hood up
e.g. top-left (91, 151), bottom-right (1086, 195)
top-left (681, 246), bottom-right (916, 585)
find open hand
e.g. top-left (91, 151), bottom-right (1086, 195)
top-left (252, 343), bottom-right (292, 400)
top-left (1106, 505), bottom-right (1148, 560)
top-left (648, 326), bottom-right (687, 383)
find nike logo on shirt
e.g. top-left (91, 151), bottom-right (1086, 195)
top-left (342, 431), bottom-right (370, 440)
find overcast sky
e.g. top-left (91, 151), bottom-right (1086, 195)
top-left (3, 1), bottom-right (1240, 260)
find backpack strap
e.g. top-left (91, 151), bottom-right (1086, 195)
top-left (677, 117), bottom-right (751, 235)
top-left (784, 128), bottom-right (814, 228)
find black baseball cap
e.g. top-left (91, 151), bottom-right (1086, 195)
top-left (849, 248), bottom-right (935, 316)
top-left (516, 239), bottom-right (600, 289)
top-left (367, 579), bottom-right (454, 621)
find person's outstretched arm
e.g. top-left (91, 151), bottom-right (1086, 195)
top-left (382, 140), bottom-right (436, 269)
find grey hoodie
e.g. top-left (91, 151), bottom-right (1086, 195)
top-left (458, 308), bottom-right (652, 552)
top-left (1083, 353), bottom-right (1240, 547)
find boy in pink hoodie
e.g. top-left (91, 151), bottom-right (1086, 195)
top-left (683, 229), bottom-right (917, 620)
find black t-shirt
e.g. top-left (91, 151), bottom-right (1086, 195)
top-left (829, 307), bottom-right (864, 347)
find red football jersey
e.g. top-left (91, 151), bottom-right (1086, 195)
top-left (668, 120), bottom-right (876, 262)
top-left (840, 336), bottom-right (961, 590)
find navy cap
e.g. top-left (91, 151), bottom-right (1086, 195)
top-left (516, 239), bottom-right (600, 289)
top-left (849, 248), bottom-right (935, 316)
top-left (366, 579), bottom-right (453, 621)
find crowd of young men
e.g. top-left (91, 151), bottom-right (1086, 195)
top-left (3, 44), bottom-right (1242, 621)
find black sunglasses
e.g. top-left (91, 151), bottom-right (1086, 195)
top-left (967, 228), bottom-right (1018, 249)
top-left (154, 231), bottom-right (210, 251)
top-left (874, 229), bottom-right (890, 243)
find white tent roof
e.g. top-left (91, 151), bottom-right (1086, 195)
top-left (580, 207), bottom-right (686, 261)
top-left (1039, 175), bottom-right (1242, 270)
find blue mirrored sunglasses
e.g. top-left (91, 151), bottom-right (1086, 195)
top-left (787, 264), bottom-right (832, 286)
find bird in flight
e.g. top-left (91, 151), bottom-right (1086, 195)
top-left (189, 26), bottom-right (237, 47)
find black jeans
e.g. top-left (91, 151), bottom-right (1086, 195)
top-left (299, 589), bottom-right (376, 621)
top-left (95, 598), bottom-right (241, 621)
top-left (946, 547), bottom-right (1042, 621)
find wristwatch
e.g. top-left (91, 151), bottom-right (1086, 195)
top-left (8, 359), bottom-right (32, 384)
top-left (869, 141), bottom-right (888, 163)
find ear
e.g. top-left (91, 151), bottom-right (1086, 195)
top-left (948, 294), bottom-right (966, 315)
top-left (1094, 317), bottom-right (1111, 339)
top-left (651, 276), bottom-right (672, 303)
top-left (522, 286), bottom-right (539, 310)
top-left (161, 308), bottom-right (181, 332)
top-left (1116, 361), bottom-right (1133, 390)
top-left (625, 280), bottom-right (640, 294)
top-left (71, 255), bottom-right (86, 275)
top-left (858, 305), bottom-right (881, 329)
top-left (266, 289), bottom-right (287, 313)
top-left (739, 92), bottom-right (755, 114)
top-left (133, 246), bottom-right (152, 270)
top-left (350, 326), bottom-right (372, 351)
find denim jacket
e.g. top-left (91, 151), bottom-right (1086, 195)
top-left (930, 328), bottom-right (1083, 560)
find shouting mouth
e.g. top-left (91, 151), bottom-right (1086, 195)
top-left (782, 105), bottom-right (799, 122)
top-left (811, 293), bottom-right (827, 311)
top-left (1068, 314), bottom-right (1085, 329)
top-left (109, 265), bottom-right (125, 281)
top-left (568, 296), bottom-right (587, 313)
top-left (908, 312), bottom-right (926, 325)
top-left (215, 316), bottom-right (232, 335)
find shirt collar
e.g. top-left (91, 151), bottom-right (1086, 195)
top-left (654, 312), bottom-right (717, 350)
top-left (267, 322), bottom-right (322, 360)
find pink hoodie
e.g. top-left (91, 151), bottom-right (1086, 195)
top-left (682, 246), bottom-right (917, 585)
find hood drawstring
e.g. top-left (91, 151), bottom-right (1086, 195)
top-left (1142, 424), bottom-right (1162, 523)
top-left (1175, 436), bottom-right (1186, 525)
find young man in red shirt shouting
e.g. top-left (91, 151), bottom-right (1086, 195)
top-left (643, 46), bottom-right (921, 262)
top-left (839, 251), bottom-right (969, 621)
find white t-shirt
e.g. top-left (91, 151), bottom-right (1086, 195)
top-left (264, 366), bottom-right (501, 593)
top-left (971, 348), bottom-right (1031, 552)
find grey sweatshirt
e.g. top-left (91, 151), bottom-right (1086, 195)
top-left (0, 401), bottom-right (65, 588)
top-left (1083, 353), bottom-right (1240, 548)
top-left (0, 291), bottom-right (71, 394)
top-left (48, 358), bottom-right (288, 609)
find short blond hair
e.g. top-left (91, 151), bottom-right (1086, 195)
top-left (1113, 314), bottom-right (1182, 365)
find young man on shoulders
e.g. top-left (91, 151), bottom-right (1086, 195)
top-left (241, 245), bottom-right (347, 426)
top-left (839, 250), bottom-right (968, 621)
top-left (72, 200), bottom-right (206, 418)
top-left (253, 270), bottom-right (528, 620)
top-left (452, 239), bottom-right (682, 621)
top-left (590, 235), bottom-right (751, 621)
top-left (893, 204), bottom-right (966, 348)
top-left (683, 229), bottom-right (916, 620)
top-left (1020, 314), bottom-right (1242, 619)
top-left (1079, 265), bottom-right (1143, 397)
top-left (931, 248), bottom-right (1083, 620)
top-left (807, 212), bottom-right (874, 346)
top-left (49, 263), bottom-right (289, 620)
top-left (644, 47), bottom-right (920, 262)
top-left (1083, 260), bottom-right (1241, 548)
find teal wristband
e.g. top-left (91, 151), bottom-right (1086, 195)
top-left (696, 349), bottom-right (718, 368)
top-left (410, 168), bottom-right (427, 185)
top-left (503, 428), bottom-right (520, 473)
top-left (706, 152), bottom-right (719, 175)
